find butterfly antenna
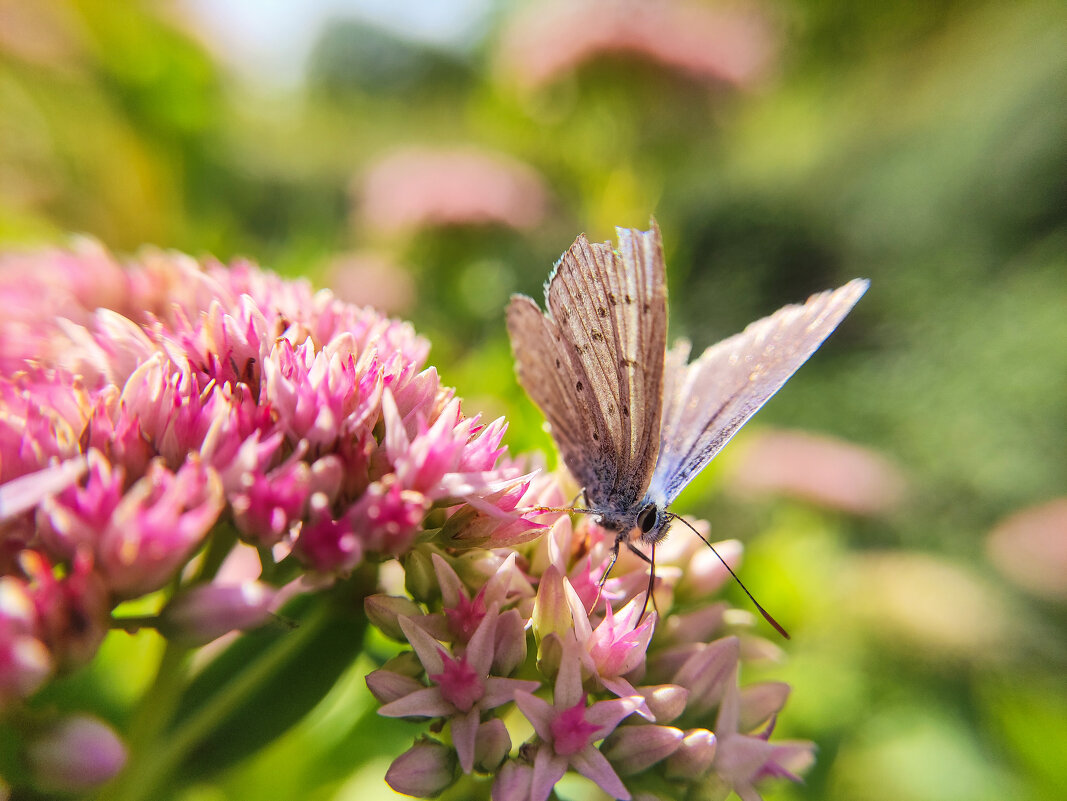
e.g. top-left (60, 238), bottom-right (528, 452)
top-left (668, 513), bottom-right (790, 640)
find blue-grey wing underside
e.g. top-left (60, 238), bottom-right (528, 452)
top-left (647, 279), bottom-right (869, 505)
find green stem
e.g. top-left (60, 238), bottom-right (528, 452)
top-left (101, 640), bottom-right (191, 801)
top-left (102, 602), bottom-right (332, 801)
top-left (194, 521), bottom-right (238, 584)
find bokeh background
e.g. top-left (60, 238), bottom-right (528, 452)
top-left (2, 1), bottom-right (1065, 800)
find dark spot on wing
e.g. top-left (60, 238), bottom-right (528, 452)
top-left (591, 330), bottom-right (604, 342)
top-left (555, 358), bottom-right (561, 368)
top-left (597, 306), bottom-right (607, 317)
top-left (608, 293), bottom-right (618, 305)
top-left (607, 402), bottom-right (615, 415)
top-left (576, 380), bottom-right (584, 391)
top-left (624, 294), bottom-right (633, 304)
top-left (592, 431), bottom-right (599, 441)
top-left (622, 404), bottom-right (629, 416)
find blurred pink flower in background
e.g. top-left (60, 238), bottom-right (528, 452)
top-left (722, 428), bottom-right (907, 515)
top-left (497, 0), bottom-right (777, 90)
top-left (325, 251), bottom-right (416, 315)
top-left (986, 498), bottom-right (1067, 601)
top-left (355, 146), bottom-right (550, 233)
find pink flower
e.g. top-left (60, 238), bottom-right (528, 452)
top-left (986, 498), bottom-right (1067, 601)
top-left (25, 714), bottom-right (127, 793)
top-left (497, 0), bottom-right (776, 90)
top-left (159, 581), bottom-right (277, 646)
top-left (723, 428), bottom-right (907, 515)
top-left (0, 576), bottom-right (52, 709)
top-left (384, 738), bottom-right (456, 797)
top-left (586, 598), bottom-right (657, 705)
top-left (91, 458), bottom-right (224, 598)
top-left (710, 666), bottom-right (815, 801)
top-left (513, 652), bottom-right (644, 801)
top-left (357, 146), bottom-right (550, 232)
top-left (19, 551), bottom-right (108, 669)
top-left (378, 610), bottom-right (539, 774)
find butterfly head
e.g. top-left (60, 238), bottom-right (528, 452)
top-left (594, 498), bottom-right (671, 546)
top-left (634, 501), bottom-right (670, 545)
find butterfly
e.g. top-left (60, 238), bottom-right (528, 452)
top-left (507, 221), bottom-right (868, 636)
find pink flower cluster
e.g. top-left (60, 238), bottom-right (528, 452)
top-left (366, 474), bottom-right (813, 801)
top-left (0, 240), bottom-right (540, 721)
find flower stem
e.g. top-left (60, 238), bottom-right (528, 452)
top-left (102, 601), bottom-right (331, 801)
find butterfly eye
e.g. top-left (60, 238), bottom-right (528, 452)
top-left (636, 503), bottom-right (659, 534)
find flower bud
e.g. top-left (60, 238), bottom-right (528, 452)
top-left (739, 681), bottom-right (791, 731)
top-left (385, 739), bottom-right (456, 797)
top-left (366, 668), bottom-right (424, 705)
top-left (601, 724), bottom-right (684, 775)
top-left (474, 718), bottom-right (511, 772)
top-left (160, 582), bottom-right (275, 646)
top-left (635, 684), bottom-right (690, 723)
top-left (665, 728), bottom-right (717, 780)
top-left (680, 539), bottom-right (742, 598)
top-left (661, 603), bottom-right (728, 645)
top-left (403, 547), bottom-right (439, 602)
top-left (492, 608), bottom-right (527, 676)
top-left (531, 565), bottom-right (573, 643)
top-left (0, 577), bottom-right (52, 707)
top-left (365, 594), bottom-right (424, 641)
top-left (536, 632), bottom-right (564, 678)
top-left (27, 715), bottom-right (127, 792)
top-left (382, 650), bottom-right (425, 678)
top-left (492, 758), bottom-right (533, 801)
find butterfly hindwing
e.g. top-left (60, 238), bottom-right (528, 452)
top-left (507, 225), bottom-right (667, 508)
top-left (647, 278), bottom-right (869, 505)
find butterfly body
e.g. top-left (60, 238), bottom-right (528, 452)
top-left (508, 222), bottom-right (867, 614)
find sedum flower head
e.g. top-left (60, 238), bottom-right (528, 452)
top-left (368, 494), bottom-right (814, 801)
top-left (0, 240), bottom-right (537, 714)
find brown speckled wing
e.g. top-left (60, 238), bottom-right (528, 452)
top-left (507, 224), bottom-right (667, 508)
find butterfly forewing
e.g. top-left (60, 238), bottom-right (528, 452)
top-left (647, 278), bottom-right (869, 506)
top-left (507, 225), bottom-right (667, 508)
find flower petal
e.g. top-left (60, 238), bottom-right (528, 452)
top-left (584, 695), bottom-right (645, 740)
top-left (378, 686), bottom-right (451, 718)
top-left (531, 746), bottom-right (568, 801)
top-left (398, 615), bottom-right (446, 675)
top-left (513, 690), bottom-right (555, 742)
top-left (451, 708), bottom-right (480, 774)
top-left (483, 677), bottom-right (541, 709)
top-left (570, 745), bottom-right (631, 800)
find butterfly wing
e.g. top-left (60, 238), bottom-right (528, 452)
top-left (647, 278), bottom-right (869, 505)
top-left (507, 224), bottom-right (667, 508)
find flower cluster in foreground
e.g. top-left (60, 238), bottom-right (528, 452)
top-left (0, 240), bottom-right (539, 792)
top-left (368, 476), bottom-right (814, 801)
top-left (0, 240), bottom-right (811, 799)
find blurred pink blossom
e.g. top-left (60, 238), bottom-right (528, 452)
top-left (986, 498), bottom-right (1067, 601)
top-left (723, 428), bottom-right (907, 515)
top-left (25, 714), bottom-right (127, 793)
top-left (497, 0), bottom-right (777, 90)
top-left (356, 147), bottom-right (549, 233)
top-left (326, 252), bottom-right (416, 315)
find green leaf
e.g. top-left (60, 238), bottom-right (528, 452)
top-left (168, 571), bottom-right (372, 780)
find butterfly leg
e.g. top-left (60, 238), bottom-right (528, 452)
top-left (588, 532), bottom-right (625, 615)
top-left (626, 541), bottom-right (659, 623)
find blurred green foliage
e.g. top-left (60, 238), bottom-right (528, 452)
top-left (2, 1), bottom-right (1064, 800)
